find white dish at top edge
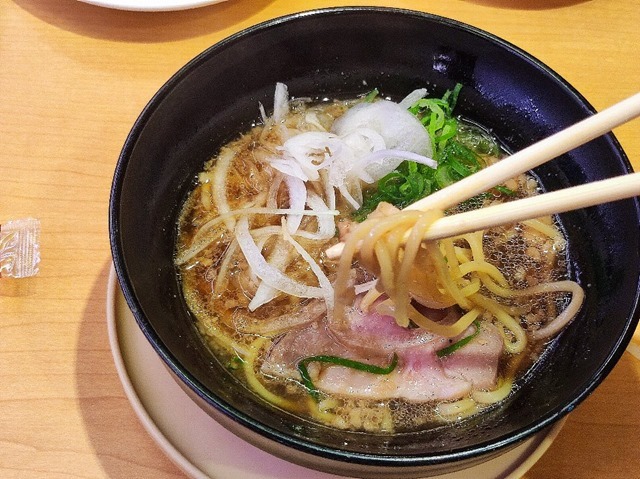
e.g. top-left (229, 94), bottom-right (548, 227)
top-left (106, 265), bottom-right (565, 479)
top-left (77, 0), bottom-right (226, 12)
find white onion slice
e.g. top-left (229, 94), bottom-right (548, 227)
top-left (340, 128), bottom-right (386, 156)
top-left (249, 284), bottom-right (279, 311)
top-left (227, 206), bottom-right (337, 217)
top-left (356, 148), bottom-right (437, 183)
top-left (175, 206), bottom-right (337, 266)
top-left (399, 88), bottom-right (427, 109)
top-left (325, 128), bottom-right (383, 187)
top-left (248, 238), bottom-right (293, 311)
top-left (284, 175), bottom-right (307, 234)
top-left (236, 299), bottom-right (326, 335)
top-left (281, 219), bottom-right (334, 312)
top-left (266, 173), bottom-right (283, 209)
top-left (324, 174), bottom-right (336, 211)
top-left (273, 82), bottom-right (289, 123)
top-left (331, 99), bottom-right (432, 157)
top-left (211, 148), bottom-right (236, 231)
top-left (251, 224), bottom-right (332, 242)
top-left (338, 183), bottom-right (362, 210)
top-left (235, 218), bottom-right (324, 300)
top-left (268, 158), bottom-right (308, 181)
top-left (304, 111), bottom-right (327, 131)
top-left (354, 279), bottom-right (378, 295)
top-left (350, 179), bottom-right (363, 206)
top-left (213, 240), bottom-right (239, 295)
top-left (258, 102), bottom-right (268, 124)
top-left (306, 192), bottom-right (336, 240)
top-left (275, 131), bottom-right (338, 181)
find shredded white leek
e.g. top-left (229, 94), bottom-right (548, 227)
top-left (235, 217), bottom-right (325, 300)
top-left (281, 219), bottom-right (334, 313)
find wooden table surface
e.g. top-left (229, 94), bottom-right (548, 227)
top-left (2, 0), bottom-right (639, 477)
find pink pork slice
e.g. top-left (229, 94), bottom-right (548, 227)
top-left (261, 304), bottom-right (503, 402)
top-left (440, 324), bottom-right (505, 390)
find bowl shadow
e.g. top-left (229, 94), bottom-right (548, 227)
top-left (75, 259), bottom-right (186, 478)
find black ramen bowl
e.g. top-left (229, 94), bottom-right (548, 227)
top-left (109, 7), bottom-right (640, 478)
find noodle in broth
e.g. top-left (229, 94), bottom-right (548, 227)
top-left (175, 84), bottom-right (583, 432)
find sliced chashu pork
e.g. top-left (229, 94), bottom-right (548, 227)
top-left (261, 302), bottom-right (503, 402)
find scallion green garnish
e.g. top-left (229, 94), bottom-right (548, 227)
top-left (409, 83), bottom-right (462, 158)
top-left (493, 185), bottom-right (516, 196)
top-left (363, 88), bottom-right (380, 103)
top-left (227, 354), bottom-right (245, 371)
top-left (437, 320), bottom-right (481, 358)
top-left (297, 353), bottom-right (399, 401)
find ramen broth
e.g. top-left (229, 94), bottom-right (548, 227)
top-left (175, 86), bottom-right (581, 433)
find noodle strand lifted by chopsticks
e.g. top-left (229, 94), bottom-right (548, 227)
top-left (334, 203), bottom-right (584, 350)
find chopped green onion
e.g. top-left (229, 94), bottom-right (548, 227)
top-left (227, 354), bottom-right (245, 371)
top-left (297, 353), bottom-right (399, 401)
top-left (363, 88), bottom-right (380, 103)
top-left (437, 320), bottom-right (481, 358)
top-left (493, 185), bottom-right (516, 196)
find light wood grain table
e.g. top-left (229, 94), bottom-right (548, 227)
top-left (2, 0), bottom-right (639, 477)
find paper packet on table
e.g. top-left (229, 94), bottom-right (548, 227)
top-left (0, 218), bottom-right (41, 278)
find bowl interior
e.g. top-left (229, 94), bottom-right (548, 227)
top-left (110, 7), bottom-right (640, 467)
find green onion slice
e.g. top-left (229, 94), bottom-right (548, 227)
top-left (227, 354), bottom-right (245, 371)
top-left (363, 88), bottom-right (380, 103)
top-left (437, 320), bottom-right (482, 358)
top-left (493, 185), bottom-right (516, 196)
top-left (297, 353), bottom-right (399, 401)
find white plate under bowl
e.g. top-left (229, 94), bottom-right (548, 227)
top-left (106, 265), bottom-right (564, 479)
top-left (77, 0), bottom-right (226, 12)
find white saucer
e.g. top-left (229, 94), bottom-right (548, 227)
top-left (77, 0), bottom-right (226, 12)
top-left (106, 265), bottom-right (564, 479)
